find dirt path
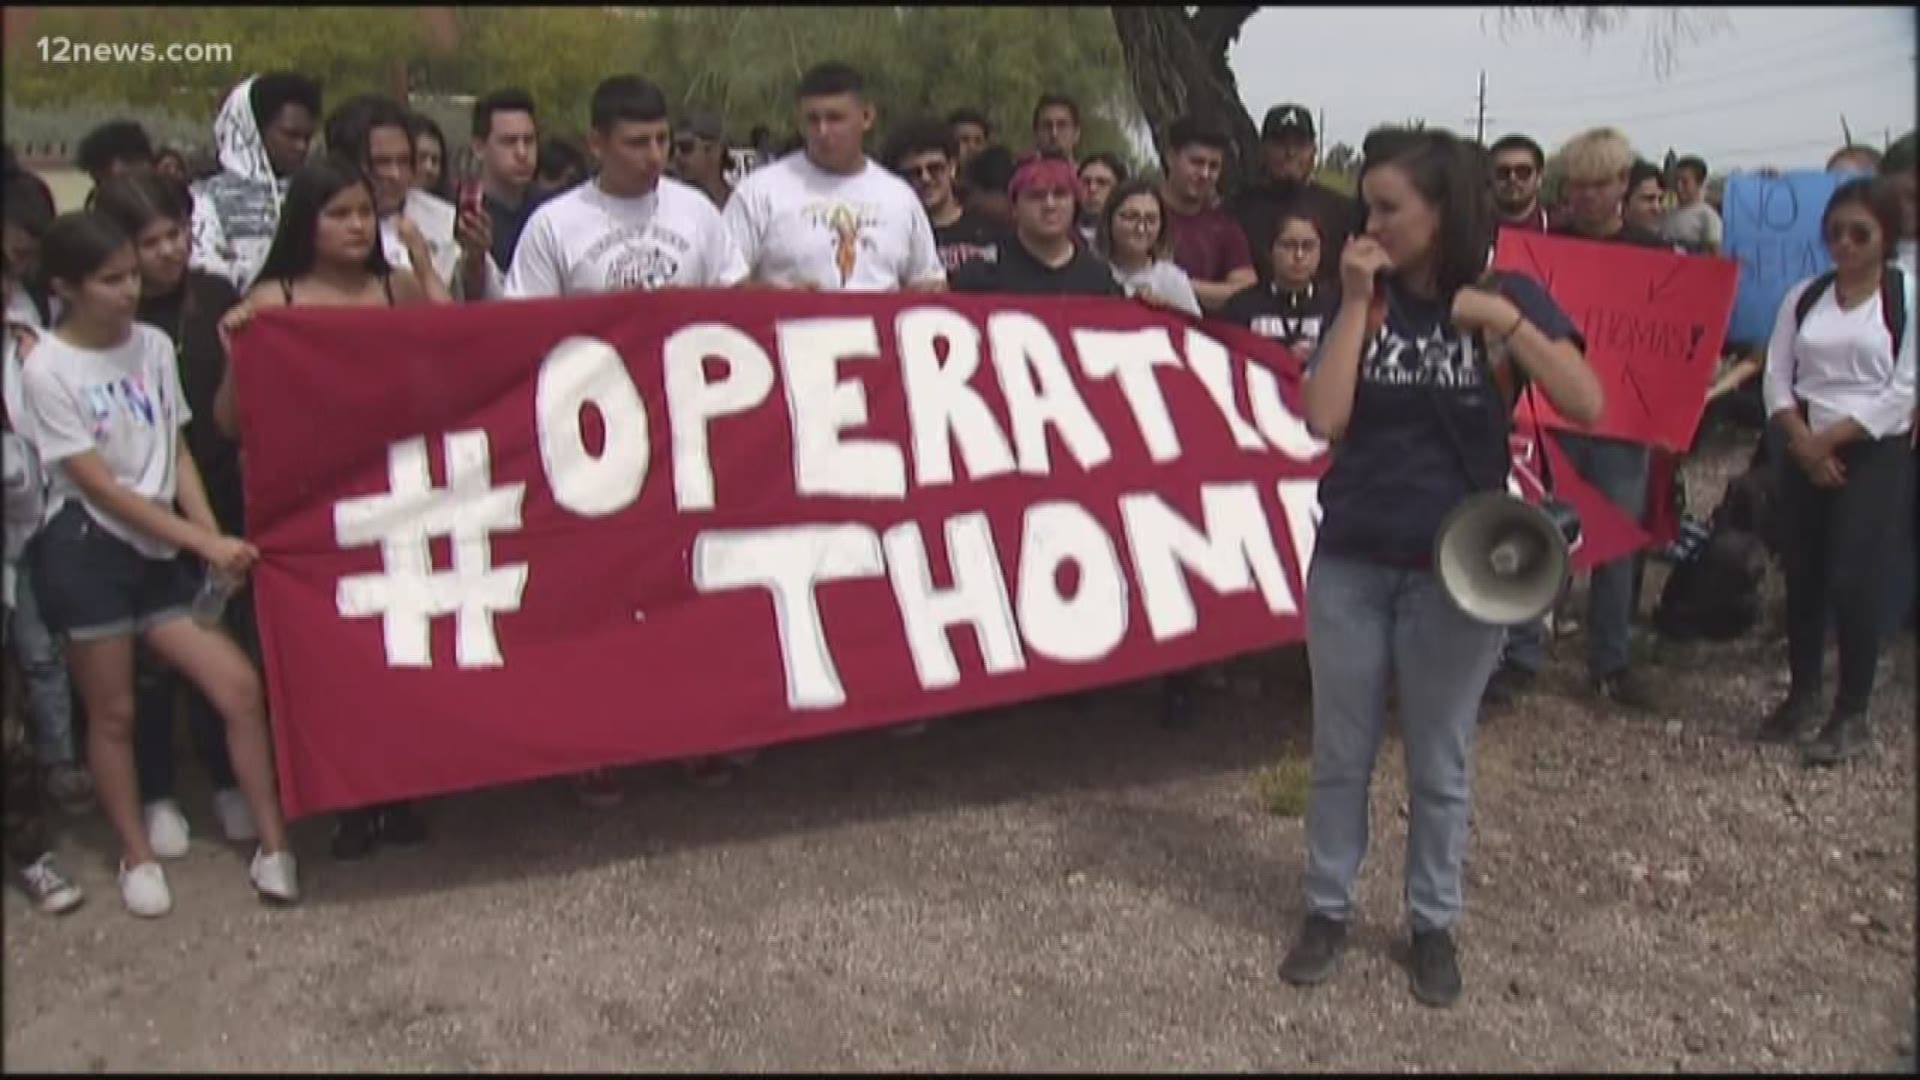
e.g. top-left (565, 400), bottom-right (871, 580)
top-left (5, 440), bottom-right (1915, 1071)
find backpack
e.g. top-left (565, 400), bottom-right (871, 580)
top-left (1653, 451), bottom-right (1780, 642)
top-left (1793, 267), bottom-right (1909, 351)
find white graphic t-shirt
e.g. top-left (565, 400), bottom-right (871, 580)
top-left (723, 154), bottom-right (945, 292)
top-left (21, 324), bottom-right (189, 559)
top-left (504, 176), bottom-right (748, 299)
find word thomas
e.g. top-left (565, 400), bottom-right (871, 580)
top-left (339, 310), bottom-right (1329, 711)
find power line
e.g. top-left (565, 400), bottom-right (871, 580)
top-left (1492, 35), bottom-right (1911, 110)
top-left (1488, 19), bottom-right (1896, 98)
top-left (1492, 42), bottom-right (1917, 121)
top-left (1494, 52), bottom-right (1916, 127)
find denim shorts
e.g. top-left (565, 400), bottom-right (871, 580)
top-left (29, 502), bottom-right (201, 642)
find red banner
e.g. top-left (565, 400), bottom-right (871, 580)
top-left (1494, 229), bottom-right (1740, 452)
top-left (234, 292), bottom-right (1644, 818)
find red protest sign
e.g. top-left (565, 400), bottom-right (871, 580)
top-left (232, 292), bottom-right (1635, 818)
top-left (1494, 229), bottom-right (1738, 451)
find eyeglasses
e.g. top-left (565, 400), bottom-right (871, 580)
top-left (1825, 221), bottom-right (1876, 246)
top-left (1493, 164), bottom-right (1537, 182)
top-left (1115, 210), bottom-right (1161, 228)
top-left (673, 139), bottom-right (700, 154)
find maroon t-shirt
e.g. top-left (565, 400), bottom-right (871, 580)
top-left (1165, 204), bottom-right (1254, 284)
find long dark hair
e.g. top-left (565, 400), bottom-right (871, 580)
top-left (253, 153), bottom-right (391, 287)
top-left (1822, 177), bottom-right (1904, 262)
top-left (39, 211), bottom-right (133, 321)
top-left (407, 112), bottom-right (453, 200)
top-left (90, 170), bottom-right (193, 241)
top-left (1357, 126), bottom-right (1495, 299)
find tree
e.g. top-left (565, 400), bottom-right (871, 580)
top-left (1321, 142), bottom-right (1360, 177)
top-left (1108, 5), bottom-right (1729, 191)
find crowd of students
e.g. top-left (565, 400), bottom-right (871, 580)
top-left (2, 57), bottom-right (1913, 1011)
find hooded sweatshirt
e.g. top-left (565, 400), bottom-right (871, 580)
top-left (190, 76), bottom-right (290, 293)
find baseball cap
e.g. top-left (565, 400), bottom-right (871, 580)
top-left (1262, 104), bottom-right (1315, 142)
top-left (678, 111), bottom-right (725, 143)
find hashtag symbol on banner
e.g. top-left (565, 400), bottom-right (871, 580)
top-left (333, 432), bottom-right (530, 670)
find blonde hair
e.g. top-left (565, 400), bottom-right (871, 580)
top-left (1558, 127), bottom-right (1635, 183)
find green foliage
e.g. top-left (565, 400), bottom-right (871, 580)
top-left (1253, 758), bottom-right (1312, 819)
top-left (4, 7), bottom-right (1142, 161)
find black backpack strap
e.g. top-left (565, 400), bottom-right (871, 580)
top-left (1794, 269), bottom-right (1837, 330)
top-left (1882, 267), bottom-right (1908, 354)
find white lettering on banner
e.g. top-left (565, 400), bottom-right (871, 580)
top-left (883, 513), bottom-right (1026, 690)
top-left (1181, 330), bottom-right (1268, 451)
top-left (896, 307), bottom-right (1017, 486)
top-left (1013, 501), bottom-right (1129, 662)
top-left (776, 317), bottom-right (908, 499)
top-left (986, 313), bottom-right (1113, 475)
top-left (536, 337), bottom-right (649, 516)
top-left (692, 524), bottom-right (886, 709)
top-left (1246, 362), bottom-right (1328, 461)
top-left (334, 432), bottom-right (530, 669)
top-left (663, 323), bottom-right (776, 512)
top-left (1071, 328), bottom-right (1185, 463)
top-left (1120, 484), bottom-right (1296, 640)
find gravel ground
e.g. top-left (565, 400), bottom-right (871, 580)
top-left (4, 435), bottom-right (1915, 1072)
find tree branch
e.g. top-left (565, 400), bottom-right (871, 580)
top-left (1191, 4), bottom-right (1260, 57)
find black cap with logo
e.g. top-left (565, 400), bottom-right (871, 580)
top-left (1261, 104), bottom-right (1315, 142)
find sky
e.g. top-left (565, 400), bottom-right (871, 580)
top-left (1226, 5), bottom-right (1917, 173)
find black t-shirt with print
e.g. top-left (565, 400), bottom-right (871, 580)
top-left (1310, 272), bottom-right (1584, 569)
top-left (1221, 280), bottom-right (1343, 359)
top-left (933, 210), bottom-right (1009, 273)
top-left (949, 235), bottom-right (1124, 298)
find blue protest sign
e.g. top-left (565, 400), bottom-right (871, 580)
top-left (1721, 170), bottom-right (1846, 344)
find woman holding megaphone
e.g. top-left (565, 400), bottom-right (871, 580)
top-left (1276, 126), bottom-right (1603, 1008)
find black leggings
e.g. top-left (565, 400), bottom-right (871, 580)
top-left (1775, 431), bottom-right (1914, 713)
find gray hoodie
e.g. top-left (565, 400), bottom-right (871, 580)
top-left (190, 76), bottom-right (290, 293)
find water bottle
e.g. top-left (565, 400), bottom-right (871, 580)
top-left (191, 569), bottom-right (237, 629)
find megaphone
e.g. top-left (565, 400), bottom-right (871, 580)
top-left (1434, 492), bottom-right (1582, 627)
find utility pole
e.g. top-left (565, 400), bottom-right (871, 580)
top-left (1474, 70), bottom-right (1488, 145)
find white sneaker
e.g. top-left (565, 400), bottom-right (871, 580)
top-left (118, 861), bottom-right (172, 917)
top-left (211, 787), bottom-right (258, 842)
top-left (144, 800), bottom-right (191, 859)
top-left (249, 849), bottom-right (300, 904)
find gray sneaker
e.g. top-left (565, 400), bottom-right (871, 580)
top-left (19, 854), bottom-right (84, 915)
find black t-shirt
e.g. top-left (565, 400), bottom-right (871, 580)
top-left (139, 270), bottom-right (243, 533)
top-left (1221, 280), bottom-right (1342, 358)
top-left (1227, 179), bottom-right (1357, 286)
top-left (933, 210), bottom-right (1009, 274)
top-left (484, 187), bottom-right (554, 271)
top-left (949, 235), bottom-right (1124, 298)
top-left (1311, 272), bottom-right (1583, 569)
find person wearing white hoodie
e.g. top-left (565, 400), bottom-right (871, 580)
top-left (189, 73), bottom-right (321, 293)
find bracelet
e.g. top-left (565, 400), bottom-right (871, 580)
top-left (1501, 312), bottom-right (1527, 341)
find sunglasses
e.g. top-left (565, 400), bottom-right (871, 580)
top-left (1494, 164), bottom-right (1536, 182)
top-left (904, 162), bottom-right (950, 179)
top-left (673, 139), bottom-right (701, 154)
top-left (1825, 221), bottom-right (1876, 246)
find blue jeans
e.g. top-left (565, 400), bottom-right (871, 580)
top-left (5, 574), bottom-right (76, 766)
top-left (1503, 432), bottom-right (1650, 680)
top-left (1302, 552), bottom-right (1506, 933)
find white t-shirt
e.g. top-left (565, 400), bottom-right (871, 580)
top-left (1762, 272), bottom-right (1917, 439)
top-left (382, 188), bottom-right (462, 294)
top-left (723, 154), bottom-right (945, 292)
top-left (504, 176), bottom-right (748, 299)
top-left (20, 324), bottom-right (190, 559)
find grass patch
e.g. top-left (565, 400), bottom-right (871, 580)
top-left (1254, 757), bottom-right (1313, 819)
